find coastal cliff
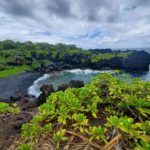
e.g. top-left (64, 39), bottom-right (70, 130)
top-left (0, 41), bottom-right (150, 78)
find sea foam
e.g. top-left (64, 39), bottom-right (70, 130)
top-left (66, 69), bottom-right (113, 74)
top-left (28, 74), bottom-right (50, 98)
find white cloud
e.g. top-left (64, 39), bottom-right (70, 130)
top-left (0, 0), bottom-right (150, 49)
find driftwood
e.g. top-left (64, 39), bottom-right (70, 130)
top-left (83, 144), bottom-right (91, 150)
top-left (66, 130), bottom-right (102, 149)
top-left (102, 134), bottom-right (123, 150)
top-left (63, 135), bottom-right (74, 150)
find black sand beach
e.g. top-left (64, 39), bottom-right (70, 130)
top-left (0, 72), bottom-right (41, 100)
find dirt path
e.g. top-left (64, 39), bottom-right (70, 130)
top-left (0, 99), bottom-right (37, 150)
top-left (0, 112), bottom-right (21, 150)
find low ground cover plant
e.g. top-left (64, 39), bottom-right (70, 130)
top-left (16, 73), bottom-right (150, 149)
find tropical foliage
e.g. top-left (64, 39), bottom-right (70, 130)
top-left (19, 73), bottom-right (150, 149)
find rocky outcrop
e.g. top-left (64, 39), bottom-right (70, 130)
top-left (36, 80), bottom-right (84, 106)
top-left (35, 62), bottom-right (73, 73)
top-left (123, 51), bottom-right (150, 71)
top-left (69, 80), bottom-right (84, 88)
top-left (89, 51), bottom-right (150, 71)
top-left (37, 84), bottom-right (54, 106)
top-left (36, 50), bottom-right (150, 73)
top-left (57, 83), bottom-right (69, 91)
top-left (58, 80), bottom-right (84, 91)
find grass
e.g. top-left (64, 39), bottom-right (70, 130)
top-left (0, 102), bottom-right (20, 114)
top-left (0, 65), bottom-right (32, 78)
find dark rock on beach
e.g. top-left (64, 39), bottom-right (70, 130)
top-left (58, 80), bottom-right (84, 91)
top-left (69, 80), bottom-right (84, 88)
top-left (37, 84), bottom-right (54, 106)
top-left (57, 83), bottom-right (69, 91)
top-left (40, 84), bottom-right (55, 95)
top-left (37, 80), bottom-right (84, 105)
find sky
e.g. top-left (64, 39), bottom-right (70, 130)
top-left (0, 0), bottom-right (150, 49)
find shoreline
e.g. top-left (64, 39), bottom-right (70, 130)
top-left (0, 67), bottom-right (149, 101)
top-left (0, 72), bottom-right (42, 100)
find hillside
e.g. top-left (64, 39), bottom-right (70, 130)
top-left (0, 40), bottom-right (150, 78)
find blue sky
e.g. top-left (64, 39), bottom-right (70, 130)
top-left (0, 0), bottom-right (150, 49)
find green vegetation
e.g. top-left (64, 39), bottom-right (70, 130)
top-left (0, 102), bottom-right (20, 114)
top-left (19, 73), bottom-right (150, 149)
top-left (0, 65), bottom-right (32, 78)
top-left (18, 144), bottom-right (32, 150)
top-left (90, 52), bottom-right (131, 63)
top-left (0, 40), bottom-right (133, 78)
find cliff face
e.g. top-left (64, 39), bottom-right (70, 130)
top-left (0, 41), bottom-right (149, 74)
top-left (123, 51), bottom-right (150, 71)
top-left (37, 50), bottom-right (150, 72)
top-left (92, 51), bottom-right (150, 71)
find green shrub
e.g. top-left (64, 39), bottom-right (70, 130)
top-left (19, 73), bottom-right (150, 149)
top-left (0, 102), bottom-right (20, 114)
